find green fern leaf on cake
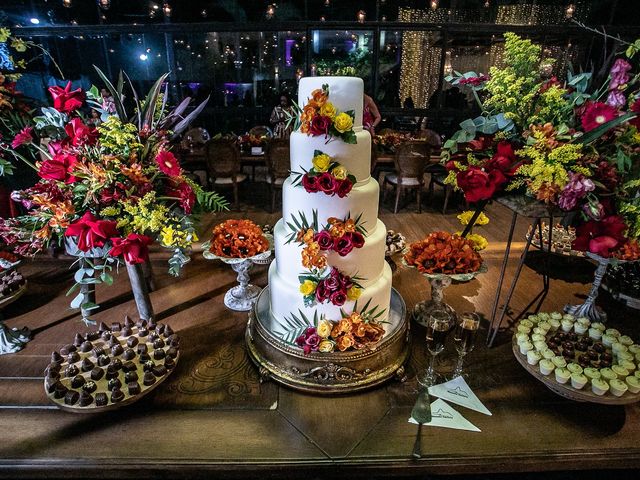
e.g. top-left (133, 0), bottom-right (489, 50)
top-left (280, 309), bottom-right (322, 345)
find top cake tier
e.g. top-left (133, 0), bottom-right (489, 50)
top-left (298, 76), bottom-right (364, 130)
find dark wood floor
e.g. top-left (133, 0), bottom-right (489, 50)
top-left (1, 183), bottom-right (639, 478)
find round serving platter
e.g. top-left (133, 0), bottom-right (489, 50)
top-left (0, 281), bottom-right (28, 310)
top-left (512, 335), bottom-right (640, 405)
top-left (45, 321), bottom-right (179, 413)
top-left (246, 286), bottom-right (410, 394)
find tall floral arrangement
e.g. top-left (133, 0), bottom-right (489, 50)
top-left (0, 67), bottom-right (228, 302)
top-left (441, 32), bottom-right (640, 259)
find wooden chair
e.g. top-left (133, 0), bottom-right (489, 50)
top-left (248, 125), bottom-right (273, 138)
top-left (204, 139), bottom-right (247, 207)
top-left (265, 139), bottom-right (290, 212)
top-left (382, 140), bottom-right (430, 213)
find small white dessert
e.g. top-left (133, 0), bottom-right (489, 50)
top-left (605, 328), bottom-right (621, 338)
top-left (600, 368), bottom-right (617, 382)
top-left (561, 319), bottom-right (574, 333)
top-left (612, 365), bottom-right (630, 378)
top-left (591, 378), bottom-right (610, 396)
top-left (619, 335), bottom-right (634, 347)
top-left (555, 367), bottom-right (571, 384)
top-left (550, 312), bottom-right (562, 321)
top-left (534, 340), bottom-right (548, 352)
top-left (548, 319), bottom-right (561, 331)
top-left (588, 328), bottom-right (603, 341)
top-left (618, 351), bottom-right (635, 362)
top-left (539, 312), bottom-right (552, 321)
top-left (539, 359), bottom-right (555, 376)
top-left (516, 333), bottom-right (530, 346)
top-left (584, 367), bottom-right (601, 382)
top-left (628, 344), bottom-right (640, 355)
top-left (519, 341), bottom-right (534, 355)
top-left (591, 322), bottom-right (606, 332)
top-left (538, 321), bottom-right (551, 333)
top-left (570, 372), bottom-right (588, 390)
top-left (612, 342), bottom-right (628, 356)
top-left (517, 324), bottom-right (532, 335)
top-left (531, 332), bottom-right (546, 342)
top-left (625, 376), bottom-right (640, 394)
top-left (577, 317), bottom-right (590, 329)
top-left (520, 319), bottom-right (534, 329)
top-left (635, 369), bottom-right (640, 379)
top-left (567, 363), bottom-right (583, 375)
top-left (541, 349), bottom-right (556, 360)
top-left (602, 334), bottom-right (617, 348)
top-left (552, 356), bottom-right (567, 369)
top-left (620, 360), bottom-right (636, 373)
top-left (527, 350), bottom-right (542, 365)
top-left (527, 314), bottom-right (539, 323)
top-left (610, 379), bottom-right (629, 397)
top-left (574, 323), bottom-right (588, 335)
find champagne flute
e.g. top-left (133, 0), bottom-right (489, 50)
top-left (452, 313), bottom-right (480, 379)
top-left (417, 310), bottom-right (454, 388)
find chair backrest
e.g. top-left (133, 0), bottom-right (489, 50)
top-left (267, 139), bottom-right (291, 179)
top-left (249, 125), bottom-right (273, 138)
top-left (394, 140), bottom-right (431, 180)
top-left (205, 139), bottom-right (241, 178)
top-left (414, 128), bottom-right (442, 148)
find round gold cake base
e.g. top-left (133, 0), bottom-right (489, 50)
top-left (245, 287), bottom-right (410, 394)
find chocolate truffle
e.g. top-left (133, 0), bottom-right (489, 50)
top-left (50, 351), bottom-right (63, 364)
top-left (73, 333), bottom-right (84, 347)
top-left (127, 382), bottom-right (141, 395)
top-left (71, 375), bottom-right (86, 388)
top-left (67, 351), bottom-right (80, 364)
top-left (64, 365), bottom-right (79, 378)
top-left (143, 372), bottom-right (156, 386)
top-left (168, 335), bottom-right (180, 347)
top-left (138, 328), bottom-right (149, 337)
top-left (90, 367), bottom-right (105, 381)
top-left (111, 388), bottom-right (125, 403)
top-left (95, 392), bottom-right (108, 406)
top-left (80, 341), bottom-right (93, 353)
top-left (54, 383), bottom-right (68, 399)
top-left (153, 338), bottom-right (165, 349)
top-left (593, 342), bottom-right (605, 353)
top-left (98, 321), bottom-right (109, 332)
top-left (136, 344), bottom-right (148, 354)
top-left (92, 346), bottom-right (106, 358)
top-left (110, 322), bottom-right (122, 332)
top-left (79, 391), bottom-right (93, 407)
top-left (142, 360), bottom-right (155, 372)
top-left (166, 347), bottom-right (178, 359)
top-left (124, 371), bottom-right (138, 383)
top-left (127, 337), bottom-right (139, 348)
top-left (45, 363), bottom-right (61, 376)
top-left (111, 344), bottom-right (124, 357)
top-left (108, 378), bottom-right (122, 391)
top-left (111, 358), bottom-right (123, 370)
top-left (163, 325), bottom-right (174, 338)
top-left (81, 358), bottom-right (94, 372)
top-left (86, 331), bottom-right (100, 341)
top-left (82, 381), bottom-right (97, 394)
top-left (148, 332), bottom-right (159, 343)
top-left (108, 337), bottom-right (121, 348)
top-left (45, 377), bottom-right (58, 393)
top-left (164, 358), bottom-right (175, 370)
top-left (139, 353), bottom-right (151, 363)
top-left (123, 349), bottom-right (136, 361)
top-left (148, 319), bottom-right (157, 330)
top-left (97, 354), bottom-right (111, 367)
top-left (152, 365), bottom-right (167, 377)
top-left (60, 344), bottom-right (76, 355)
top-left (121, 327), bottom-right (132, 337)
top-left (124, 315), bottom-right (134, 328)
top-left (136, 319), bottom-right (147, 329)
top-left (122, 361), bottom-right (137, 373)
top-left (106, 365), bottom-right (119, 380)
top-left (153, 349), bottom-right (166, 360)
top-left (64, 390), bottom-right (79, 406)
top-left (101, 331), bottom-right (112, 341)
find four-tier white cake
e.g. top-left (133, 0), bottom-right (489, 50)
top-left (268, 77), bottom-right (392, 340)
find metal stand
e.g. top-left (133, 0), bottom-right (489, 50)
top-left (413, 276), bottom-right (456, 327)
top-left (486, 196), bottom-right (557, 347)
top-left (78, 257), bottom-right (97, 326)
top-left (224, 259), bottom-right (261, 312)
top-left (564, 253), bottom-right (609, 323)
top-left (127, 263), bottom-right (154, 321)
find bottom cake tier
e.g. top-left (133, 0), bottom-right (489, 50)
top-left (267, 260), bottom-right (393, 341)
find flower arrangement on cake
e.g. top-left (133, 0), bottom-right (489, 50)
top-left (208, 219), bottom-right (270, 259)
top-left (291, 85), bottom-right (357, 144)
top-left (440, 31), bottom-right (640, 259)
top-left (0, 67), bottom-right (228, 297)
top-left (298, 266), bottom-right (363, 307)
top-left (292, 150), bottom-right (356, 197)
top-left (404, 231), bottom-right (483, 275)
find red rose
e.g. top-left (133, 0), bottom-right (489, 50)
top-left (11, 126), bottom-right (33, 149)
top-left (315, 279), bottom-right (330, 303)
top-left (155, 150), bottom-right (182, 177)
top-left (38, 153), bottom-right (77, 183)
top-left (324, 275), bottom-right (341, 291)
top-left (49, 81), bottom-right (85, 113)
top-left (334, 235), bottom-right (354, 256)
top-left (314, 230), bottom-right (334, 250)
top-left (109, 233), bottom-right (153, 264)
top-left (318, 172), bottom-right (336, 194)
top-left (486, 141), bottom-right (516, 174)
top-left (330, 291), bottom-right (347, 306)
top-left (581, 101), bottom-right (618, 132)
top-left (456, 167), bottom-right (500, 203)
top-left (335, 178), bottom-right (353, 198)
top-left (347, 231), bottom-right (365, 249)
top-left (301, 174), bottom-right (319, 193)
top-left (64, 118), bottom-right (98, 147)
top-left (64, 212), bottom-right (119, 252)
top-left (166, 180), bottom-right (195, 214)
top-left (308, 115), bottom-right (331, 136)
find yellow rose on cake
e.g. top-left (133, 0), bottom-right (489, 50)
top-left (346, 286), bottom-right (362, 301)
top-left (318, 340), bottom-right (335, 353)
top-left (317, 320), bottom-right (334, 339)
top-left (312, 153), bottom-right (331, 172)
top-left (320, 102), bottom-right (337, 119)
top-left (299, 280), bottom-right (317, 295)
top-left (332, 165), bottom-right (348, 180)
top-left (333, 112), bottom-right (353, 133)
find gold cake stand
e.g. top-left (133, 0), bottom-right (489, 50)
top-left (246, 287), bottom-right (410, 394)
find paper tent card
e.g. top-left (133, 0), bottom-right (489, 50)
top-left (409, 398), bottom-right (480, 432)
top-left (428, 376), bottom-right (492, 416)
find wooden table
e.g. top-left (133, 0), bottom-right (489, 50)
top-left (0, 206), bottom-right (639, 478)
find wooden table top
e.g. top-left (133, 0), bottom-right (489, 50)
top-left (1, 203), bottom-right (639, 478)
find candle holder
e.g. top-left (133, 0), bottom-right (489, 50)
top-left (203, 235), bottom-right (273, 311)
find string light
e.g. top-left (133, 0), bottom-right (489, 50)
top-left (63, 0), bottom-right (72, 7)
top-left (324, 0), bottom-right (330, 6)
top-left (97, 0), bottom-right (110, 10)
top-left (430, 0), bottom-right (438, 10)
top-left (484, 0), bottom-right (490, 7)
top-left (266, 4), bottom-right (276, 19)
top-left (162, 2), bottom-right (171, 17)
top-left (565, 4), bottom-right (576, 19)
top-left (357, 10), bottom-right (366, 23)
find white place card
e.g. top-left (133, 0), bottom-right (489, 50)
top-left (409, 398), bottom-right (481, 432)
top-left (428, 376), bottom-right (492, 416)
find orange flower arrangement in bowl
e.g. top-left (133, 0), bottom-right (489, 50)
top-left (403, 231), bottom-right (483, 276)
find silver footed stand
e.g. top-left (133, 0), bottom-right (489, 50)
top-left (564, 252), bottom-right (610, 323)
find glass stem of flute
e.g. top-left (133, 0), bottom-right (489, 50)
top-left (453, 351), bottom-right (466, 378)
top-left (425, 351), bottom-right (437, 384)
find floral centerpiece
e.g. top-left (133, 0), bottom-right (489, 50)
top-left (403, 231), bottom-right (483, 275)
top-left (208, 219), bottom-right (269, 258)
top-left (373, 131), bottom-right (411, 154)
top-left (441, 32), bottom-right (640, 259)
top-left (0, 66), bottom-right (228, 313)
top-left (238, 134), bottom-right (267, 153)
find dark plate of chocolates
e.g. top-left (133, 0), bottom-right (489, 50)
top-left (44, 315), bottom-right (180, 413)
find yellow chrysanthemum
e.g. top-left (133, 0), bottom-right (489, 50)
top-left (466, 233), bottom-right (489, 251)
top-left (457, 210), bottom-right (489, 226)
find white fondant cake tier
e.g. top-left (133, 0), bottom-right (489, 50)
top-left (267, 260), bottom-right (392, 330)
top-left (297, 76), bottom-right (364, 130)
top-left (289, 130), bottom-right (372, 183)
top-left (273, 218), bottom-right (387, 285)
top-left (282, 177), bottom-right (380, 235)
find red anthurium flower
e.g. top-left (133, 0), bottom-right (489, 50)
top-left (64, 212), bottom-right (119, 252)
top-left (572, 215), bottom-right (628, 258)
top-left (64, 118), bottom-right (98, 147)
top-left (581, 102), bottom-right (618, 132)
top-left (11, 126), bottom-right (33, 149)
top-left (109, 233), bottom-right (153, 265)
top-left (38, 152), bottom-right (78, 183)
top-left (155, 150), bottom-right (182, 177)
top-left (48, 81), bottom-right (85, 113)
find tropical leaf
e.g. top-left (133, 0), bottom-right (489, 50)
top-left (171, 96), bottom-right (210, 137)
top-left (280, 309), bottom-right (321, 344)
top-left (93, 65), bottom-right (127, 120)
top-left (574, 111), bottom-right (636, 145)
top-left (123, 71), bottom-right (141, 128)
top-left (141, 72), bottom-right (170, 130)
